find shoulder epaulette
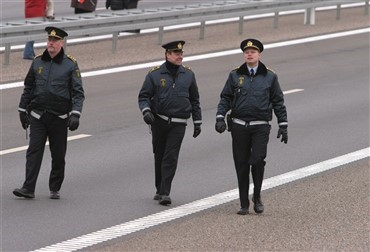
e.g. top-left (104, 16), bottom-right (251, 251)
top-left (67, 54), bottom-right (77, 63)
top-left (149, 66), bottom-right (161, 73)
top-left (267, 67), bottom-right (276, 74)
top-left (231, 66), bottom-right (240, 72)
top-left (183, 65), bottom-right (192, 72)
top-left (35, 54), bottom-right (42, 58)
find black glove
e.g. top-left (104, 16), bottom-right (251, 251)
top-left (277, 125), bottom-right (288, 144)
top-left (193, 124), bottom-right (201, 138)
top-left (143, 110), bottom-right (155, 125)
top-left (68, 114), bottom-right (80, 131)
top-left (215, 118), bottom-right (226, 133)
top-left (19, 111), bottom-right (29, 129)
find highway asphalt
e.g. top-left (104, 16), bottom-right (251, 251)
top-left (1, 6), bottom-right (369, 252)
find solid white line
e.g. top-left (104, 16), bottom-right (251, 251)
top-left (283, 89), bottom-right (304, 95)
top-left (0, 134), bottom-right (91, 156)
top-left (30, 147), bottom-right (369, 252)
top-left (1, 28), bottom-right (369, 91)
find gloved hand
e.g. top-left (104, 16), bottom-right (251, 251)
top-left (215, 118), bottom-right (226, 133)
top-left (193, 124), bottom-right (201, 138)
top-left (68, 114), bottom-right (80, 131)
top-left (277, 125), bottom-right (288, 144)
top-left (143, 110), bottom-right (155, 125)
top-left (19, 111), bottom-right (29, 129)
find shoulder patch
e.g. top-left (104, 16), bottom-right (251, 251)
top-left (267, 67), bottom-right (276, 74)
top-left (183, 65), bottom-right (192, 72)
top-left (67, 54), bottom-right (77, 63)
top-left (149, 66), bottom-right (160, 73)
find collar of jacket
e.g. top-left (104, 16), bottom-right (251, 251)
top-left (41, 47), bottom-right (65, 63)
top-left (237, 61), bottom-right (267, 76)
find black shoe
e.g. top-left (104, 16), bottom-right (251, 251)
top-left (158, 195), bottom-right (171, 206)
top-left (13, 188), bottom-right (35, 199)
top-left (153, 194), bottom-right (160, 200)
top-left (237, 208), bottom-right (249, 215)
top-left (50, 191), bottom-right (60, 199)
top-left (252, 197), bottom-right (264, 213)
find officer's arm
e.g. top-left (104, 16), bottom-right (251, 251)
top-left (189, 75), bottom-right (202, 124)
top-left (138, 74), bottom-right (154, 113)
top-left (70, 62), bottom-right (85, 116)
top-left (216, 73), bottom-right (234, 118)
top-left (270, 73), bottom-right (287, 125)
top-left (19, 63), bottom-right (36, 112)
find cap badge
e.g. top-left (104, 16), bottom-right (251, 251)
top-left (51, 30), bottom-right (56, 36)
top-left (177, 43), bottom-right (183, 49)
top-left (247, 41), bottom-right (253, 47)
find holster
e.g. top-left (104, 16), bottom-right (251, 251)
top-left (226, 114), bottom-right (232, 132)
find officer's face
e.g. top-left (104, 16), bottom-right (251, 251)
top-left (166, 51), bottom-right (183, 65)
top-left (46, 37), bottom-right (64, 58)
top-left (243, 48), bottom-right (260, 67)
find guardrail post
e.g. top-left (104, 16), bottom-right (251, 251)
top-left (304, 7), bottom-right (316, 25)
top-left (64, 38), bottom-right (68, 54)
top-left (4, 43), bottom-right (11, 65)
top-left (336, 4), bottom-right (341, 20)
top-left (200, 21), bottom-right (205, 40)
top-left (365, 0), bottom-right (369, 16)
top-left (238, 16), bottom-right (244, 34)
top-left (273, 11), bottom-right (279, 29)
top-left (112, 32), bottom-right (118, 53)
top-left (158, 26), bottom-right (164, 45)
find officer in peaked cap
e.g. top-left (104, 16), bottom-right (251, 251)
top-left (45, 26), bottom-right (68, 40)
top-left (162, 40), bottom-right (185, 52)
top-left (215, 37), bottom-right (288, 216)
top-left (139, 39), bottom-right (202, 206)
top-left (240, 38), bottom-right (264, 52)
top-left (14, 25), bottom-right (84, 200)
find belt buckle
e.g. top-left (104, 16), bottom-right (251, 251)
top-left (244, 121), bottom-right (249, 127)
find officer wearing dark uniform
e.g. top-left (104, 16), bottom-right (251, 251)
top-left (138, 40), bottom-right (202, 206)
top-left (215, 38), bottom-right (288, 215)
top-left (13, 26), bottom-right (85, 200)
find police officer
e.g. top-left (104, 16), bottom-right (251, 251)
top-left (13, 26), bottom-right (85, 199)
top-left (138, 40), bottom-right (202, 206)
top-left (215, 38), bottom-right (288, 215)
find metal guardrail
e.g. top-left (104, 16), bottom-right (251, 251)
top-left (0, 0), bottom-right (368, 65)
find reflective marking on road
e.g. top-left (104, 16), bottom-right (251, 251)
top-left (283, 89), bottom-right (304, 95)
top-left (0, 134), bottom-right (91, 156)
top-left (31, 148), bottom-right (369, 252)
top-left (1, 28), bottom-right (369, 90)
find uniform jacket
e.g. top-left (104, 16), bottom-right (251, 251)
top-left (138, 63), bottom-right (202, 124)
top-left (217, 61), bottom-right (287, 124)
top-left (19, 48), bottom-right (85, 117)
top-left (25, 0), bottom-right (46, 18)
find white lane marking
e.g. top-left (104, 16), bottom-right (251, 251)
top-left (1, 2), bottom-right (363, 53)
top-left (0, 134), bottom-right (91, 156)
top-left (1, 28), bottom-right (369, 90)
top-left (31, 148), bottom-right (369, 252)
top-left (283, 89), bottom-right (304, 95)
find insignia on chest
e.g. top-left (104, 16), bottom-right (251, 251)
top-left (160, 78), bottom-right (166, 87)
top-left (238, 76), bottom-right (244, 86)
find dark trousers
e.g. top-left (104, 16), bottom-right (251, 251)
top-left (151, 118), bottom-right (186, 196)
top-left (23, 113), bottom-right (68, 192)
top-left (231, 124), bottom-right (270, 208)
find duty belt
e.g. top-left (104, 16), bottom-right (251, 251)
top-left (158, 114), bottom-right (187, 124)
top-left (232, 118), bottom-right (269, 126)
